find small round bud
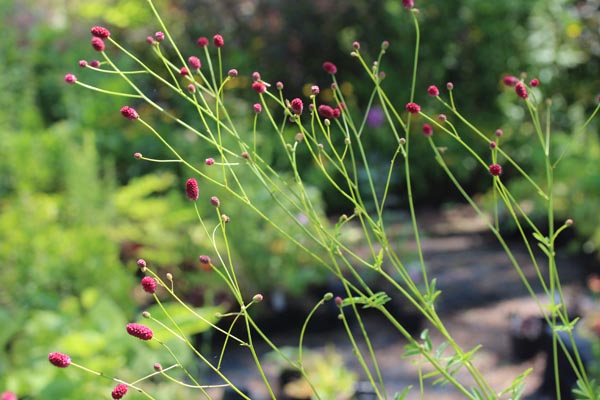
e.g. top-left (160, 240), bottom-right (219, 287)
top-left (352, 41), bottom-right (360, 50)
top-left (199, 255), bottom-right (211, 265)
top-left (323, 292), bottom-right (334, 300)
top-left (529, 78), bottom-right (540, 87)
top-left (566, 218), bottom-right (574, 226)
top-left (427, 85), bottom-right (439, 97)
top-left (141, 276), bottom-right (157, 294)
top-left (495, 129), bottom-right (503, 137)
top-left (179, 67), bottom-right (189, 76)
top-left (252, 71), bottom-right (261, 81)
top-left (153, 363), bottom-right (163, 371)
top-left (142, 311), bottom-right (151, 318)
top-left (137, 258), bottom-right (147, 270)
top-left (400, 137), bottom-right (406, 144)
top-left (252, 294), bottom-right (264, 303)
top-left (295, 133), bottom-right (304, 142)
top-left (146, 36), bottom-right (155, 44)
top-left (311, 85), bottom-right (320, 95)
top-left (402, 0), bottom-right (414, 9)
top-left (322, 61), bottom-right (337, 75)
top-left (187, 84), bottom-right (196, 93)
top-left (276, 81), bottom-right (284, 90)
top-left (197, 37), bottom-right (209, 47)
top-left (241, 151), bottom-right (250, 159)
top-left (290, 98), bottom-right (303, 115)
top-left (422, 124), bottom-right (433, 136)
top-left (489, 163), bottom-right (503, 176)
top-left (489, 141), bottom-right (497, 149)
top-left (64, 74), bottom-right (77, 84)
top-left (438, 114), bottom-right (447, 121)
top-left (154, 31), bottom-right (165, 42)
top-left (221, 214), bottom-right (230, 223)
top-left (166, 273), bottom-right (173, 281)
top-left (446, 82), bottom-right (454, 90)
top-left (405, 102), bottom-right (421, 114)
top-left (334, 296), bottom-right (343, 307)
top-left (213, 34), bottom-right (224, 48)
top-left (381, 40), bottom-right (389, 50)
top-left (252, 82), bottom-right (266, 94)
top-left (253, 103), bottom-right (262, 113)
top-left (205, 157), bottom-right (215, 166)
top-left (133, 152), bottom-right (142, 159)
top-left (210, 196), bottom-right (221, 207)
top-left (89, 60), bottom-right (100, 68)
top-left (188, 56), bottom-right (201, 69)
top-left (91, 37), bottom-right (105, 52)
top-left (228, 69), bottom-right (238, 78)
top-left (78, 60), bottom-right (88, 67)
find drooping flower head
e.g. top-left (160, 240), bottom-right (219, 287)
top-left (126, 323), bottom-right (153, 341)
top-left (290, 98), bottom-right (303, 115)
top-left (515, 82), bottom-right (528, 99)
top-left (120, 106), bottom-right (139, 120)
top-left (111, 384), bottom-right (128, 400)
top-left (90, 26), bottom-right (110, 39)
top-left (422, 124), bottom-right (433, 136)
top-left (141, 276), bottom-right (157, 294)
top-left (252, 82), bottom-right (266, 94)
top-left (317, 105), bottom-right (334, 119)
top-left (489, 163), bottom-right (503, 176)
top-left (213, 34), bottom-right (224, 48)
top-left (427, 85), bottom-right (439, 97)
top-left (405, 102), bottom-right (421, 114)
top-left (322, 61), bottom-right (337, 75)
top-left (48, 352), bottom-right (71, 368)
top-left (186, 178), bottom-right (199, 201)
top-left (197, 37), bottom-right (209, 48)
top-left (91, 37), bottom-right (105, 52)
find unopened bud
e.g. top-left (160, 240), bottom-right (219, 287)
top-left (253, 294), bottom-right (264, 303)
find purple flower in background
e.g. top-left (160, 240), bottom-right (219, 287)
top-left (366, 105), bottom-right (385, 128)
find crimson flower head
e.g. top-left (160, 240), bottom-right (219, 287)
top-left (253, 103), bottom-right (262, 113)
top-left (290, 98), bottom-right (303, 115)
top-left (199, 255), bottom-right (211, 265)
top-left (213, 34), bottom-right (224, 48)
top-left (186, 178), bottom-right (199, 201)
top-left (515, 82), bottom-right (528, 99)
top-left (228, 69), bottom-right (238, 78)
top-left (422, 124), bottom-right (433, 136)
top-left (154, 31), bottom-right (165, 42)
top-left (48, 352), bottom-right (71, 368)
top-left (405, 102), bottom-right (421, 114)
top-left (489, 163), bottom-right (503, 176)
top-left (332, 107), bottom-right (341, 118)
top-left (197, 37), bottom-right (209, 47)
top-left (252, 82), bottom-right (266, 94)
top-left (402, 0), bottom-right (414, 9)
top-left (91, 37), bottom-right (105, 52)
top-left (111, 383), bottom-right (128, 400)
top-left (529, 78), bottom-right (539, 87)
top-left (210, 196), bottom-right (221, 207)
top-left (503, 75), bottom-right (519, 87)
top-left (89, 60), bottom-right (100, 68)
top-left (322, 61), bottom-right (337, 75)
top-left (427, 85), bottom-right (439, 97)
top-left (141, 276), bottom-right (157, 294)
top-left (90, 26), bottom-right (110, 39)
top-left (64, 74), bottom-right (77, 84)
top-left (126, 323), bottom-right (153, 340)
top-left (2, 392), bottom-right (17, 400)
top-left (188, 56), bottom-right (201, 69)
top-left (120, 106), bottom-right (139, 120)
top-left (318, 105), bottom-right (334, 119)
top-left (179, 67), bottom-right (189, 76)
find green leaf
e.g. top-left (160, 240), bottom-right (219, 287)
top-left (394, 386), bottom-right (413, 400)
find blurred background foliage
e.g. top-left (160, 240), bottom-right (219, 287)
top-left (1, 0), bottom-right (599, 398)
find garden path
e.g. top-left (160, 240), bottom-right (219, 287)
top-left (201, 205), bottom-right (588, 400)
